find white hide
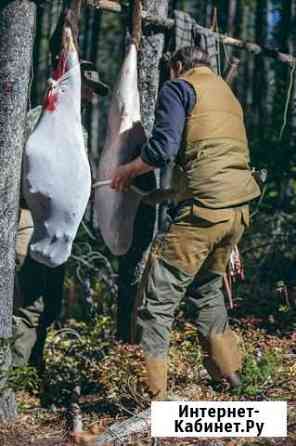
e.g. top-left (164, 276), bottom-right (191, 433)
top-left (95, 44), bottom-right (146, 256)
top-left (23, 50), bottom-right (91, 267)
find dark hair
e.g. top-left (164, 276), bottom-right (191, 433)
top-left (169, 46), bottom-right (211, 73)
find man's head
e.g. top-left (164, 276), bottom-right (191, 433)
top-left (169, 46), bottom-right (211, 80)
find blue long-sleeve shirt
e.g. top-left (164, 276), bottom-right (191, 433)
top-left (141, 79), bottom-right (197, 168)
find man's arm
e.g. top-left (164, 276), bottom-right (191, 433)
top-left (111, 157), bottom-right (154, 192)
top-left (111, 80), bottom-right (196, 192)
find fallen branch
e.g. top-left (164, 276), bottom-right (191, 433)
top-left (89, 1), bottom-right (296, 66)
top-left (94, 408), bottom-right (151, 445)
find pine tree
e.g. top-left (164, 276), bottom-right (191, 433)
top-left (0, 0), bottom-right (36, 421)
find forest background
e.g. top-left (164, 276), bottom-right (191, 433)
top-left (32, 0), bottom-right (296, 285)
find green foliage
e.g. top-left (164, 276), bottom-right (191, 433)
top-left (236, 350), bottom-right (281, 397)
top-left (41, 322), bottom-right (200, 409)
top-left (10, 0), bottom-right (295, 421)
top-left (276, 305), bottom-right (296, 332)
top-left (241, 0), bottom-right (257, 8)
top-left (8, 366), bottom-right (40, 394)
top-left (42, 316), bottom-right (115, 406)
top-left (120, 0), bottom-right (130, 7)
top-left (169, 324), bottom-right (203, 387)
top-left (64, 221), bottom-right (118, 321)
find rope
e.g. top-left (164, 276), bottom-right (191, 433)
top-left (279, 60), bottom-right (296, 140)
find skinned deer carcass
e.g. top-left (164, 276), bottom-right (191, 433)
top-left (95, 43), bottom-right (152, 256)
top-left (23, 28), bottom-right (91, 268)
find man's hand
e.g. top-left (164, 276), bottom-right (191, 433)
top-left (111, 164), bottom-right (135, 192)
top-left (111, 157), bottom-right (155, 192)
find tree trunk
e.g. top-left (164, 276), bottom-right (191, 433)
top-left (253, 0), bottom-right (267, 138)
top-left (288, 0), bottom-right (296, 142)
top-left (228, 0), bottom-right (238, 35)
top-left (138, 0), bottom-right (169, 136)
top-left (117, 0), bottom-right (168, 342)
top-left (0, 0), bottom-right (36, 421)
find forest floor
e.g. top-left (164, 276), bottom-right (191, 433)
top-left (1, 286), bottom-right (295, 446)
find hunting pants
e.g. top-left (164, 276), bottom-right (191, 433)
top-left (13, 209), bottom-right (65, 368)
top-left (137, 202), bottom-right (249, 381)
top-left (13, 256), bottom-right (65, 368)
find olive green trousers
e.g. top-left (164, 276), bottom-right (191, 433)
top-left (137, 202), bottom-right (249, 383)
top-left (13, 209), bottom-right (65, 368)
top-left (13, 255), bottom-right (65, 368)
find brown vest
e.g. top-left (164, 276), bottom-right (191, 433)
top-left (172, 67), bottom-right (261, 208)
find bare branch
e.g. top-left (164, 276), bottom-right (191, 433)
top-left (88, 1), bottom-right (296, 66)
top-left (90, 0), bottom-right (123, 13)
top-left (225, 57), bottom-right (240, 85)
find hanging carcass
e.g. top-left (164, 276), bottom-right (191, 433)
top-left (22, 27), bottom-right (91, 268)
top-left (94, 43), bottom-right (154, 256)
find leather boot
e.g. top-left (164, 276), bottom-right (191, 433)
top-left (199, 328), bottom-right (243, 388)
top-left (225, 372), bottom-right (241, 388)
top-left (209, 328), bottom-right (242, 376)
top-left (144, 356), bottom-right (168, 400)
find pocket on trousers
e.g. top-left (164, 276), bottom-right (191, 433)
top-left (192, 205), bottom-right (234, 224)
top-left (172, 205), bottom-right (192, 224)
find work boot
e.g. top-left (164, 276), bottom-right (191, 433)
top-left (144, 356), bottom-right (168, 400)
top-left (209, 328), bottom-right (242, 376)
top-left (225, 372), bottom-right (241, 388)
top-left (198, 328), bottom-right (243, 388)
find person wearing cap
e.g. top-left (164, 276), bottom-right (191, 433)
top-left (12, 62), bottom-right (109, 371)
top-left (111, 46), bottom-right (261, 400)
